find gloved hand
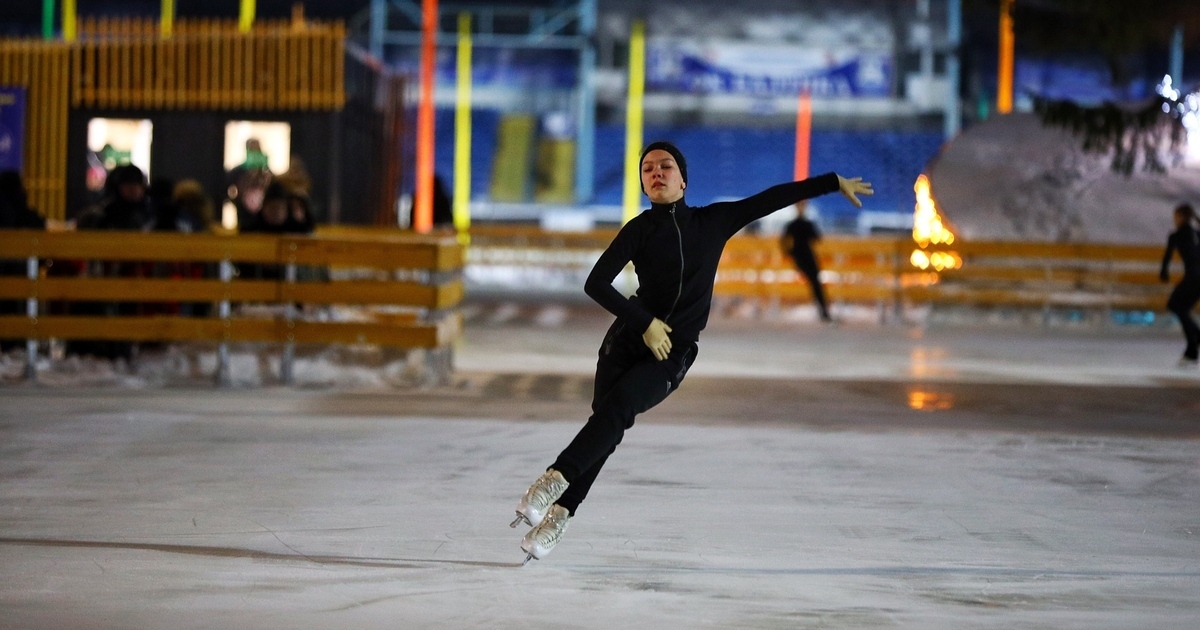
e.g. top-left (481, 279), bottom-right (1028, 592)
top-left (836, 175), bottom-right (874, 208)
top-left (642, 318), bottom-right (673, 361)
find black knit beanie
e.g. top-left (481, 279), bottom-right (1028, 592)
top-left (640, 141), bottom-right (687, 189)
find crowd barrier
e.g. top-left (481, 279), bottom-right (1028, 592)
top-left (1, 226), bottom-right (1179, 385)
top-left (461, 225), bottom-right (1177, 319)
top-left (0, 229), bottom-right (463, 384)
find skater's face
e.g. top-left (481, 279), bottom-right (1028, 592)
top-left (1175, 209), bottom-right (1189, 228)
top-left (641, 150), bottom-right (685, 204)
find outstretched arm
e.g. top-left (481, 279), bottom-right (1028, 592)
top-left (714, 173), bottom-right (873, 236)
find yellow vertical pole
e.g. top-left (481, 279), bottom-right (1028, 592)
top-left (997, 0), bottom-right (1014, 114)
top-left (62, 0), bottom-right (77, 41)
top-left (161, 0), bottom-right (174, 38)
top-left (239, 0), bottom-right (256, 34)
top-left (453, 12), bottom-right (472, 242)
top-left (621, 19), bottom-right (646, 224)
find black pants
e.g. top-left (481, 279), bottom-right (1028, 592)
top-left (1168, 277), bottom-right (1200, 360)
top-left (792, 253), bottom-right (829, 320)
top-left (551, 321), bottom-right (696, 515)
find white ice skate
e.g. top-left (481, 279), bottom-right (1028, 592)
top-left (521, 504), bottom-right (570, 565)
top-left (510, 468), bottom-right (569, 529)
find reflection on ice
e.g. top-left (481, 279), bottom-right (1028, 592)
top-left (907, 387), bottom-right (955, 411)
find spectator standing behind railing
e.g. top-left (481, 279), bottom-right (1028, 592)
top-left (227, 138), bottom-right (273, 230)
top-left (172, 180), bottom-right (217, 234)
top-left (67, 164), bottom-right (152, 360)
top-left (0, 171), bottom-right (46, 352)
top-left (240, 182), bottom-right (315, 281)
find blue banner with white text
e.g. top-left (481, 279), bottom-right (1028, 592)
top-left (0, 87), bottom-right (26, 172)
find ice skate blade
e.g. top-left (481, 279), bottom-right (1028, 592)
top-left (510, 512), bottom-right (531, 528)
top-left (522, 553), bottom-right (534, 566)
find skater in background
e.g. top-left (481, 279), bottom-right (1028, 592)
top-left (511, 141), bottom-right (873, 563)
top-left (781, 208), bottom-right (832, 323)
top-left (1160, 202), bottom-right (1200, 367)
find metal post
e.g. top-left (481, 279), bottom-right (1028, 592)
top-left (25, 256), bottom-right (38, 381)
top-left (369, 0), bottom-right (387, 59)
top-left (281, 262), bottom-right (297, 385)
top-left (1170, 25), bottom-right (1184, 85)
top-left (574, 0), bottom-right (597, 203)
top-left (944, 0), bottom-right (962, 139)
top-left (216, 259), bottom-right (233, 386)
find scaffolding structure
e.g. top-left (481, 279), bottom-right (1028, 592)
top-left (364, 0), bottom-right (597, 203)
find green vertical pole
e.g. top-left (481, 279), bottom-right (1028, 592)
top-left (43, 0), bottom-right (55, 39)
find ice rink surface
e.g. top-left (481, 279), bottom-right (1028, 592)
top-left (2, 306), bottom-right (1199, 629)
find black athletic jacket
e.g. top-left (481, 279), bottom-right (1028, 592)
top-left (585, 173), bottom-right (841, 343)
top-left (1161, 224), bottom-right (1200, 282)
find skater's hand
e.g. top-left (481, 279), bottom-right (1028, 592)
top-left (837, 175), bottom-right (874, 208)
top-left (643, 318), bottom-right (673, 361)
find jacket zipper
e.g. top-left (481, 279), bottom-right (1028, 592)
top-left (665, 203), bottom-right (684, 322)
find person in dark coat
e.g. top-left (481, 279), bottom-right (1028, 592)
top-left (0, 171), bottom-right (46, 351)
top-left (781, 210), bottom-right (832, 322)
top-left (240, 182), bottom-right (314, 281)
top-left (98, 164), bottom-right (152, 231)
top-left (67, 164), bottom-right (151, 360)
top-left (1161, 202), bottom-right (1200, 367)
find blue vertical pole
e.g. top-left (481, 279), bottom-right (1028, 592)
top-left (1169, 25), bottom-right (1184, 85)
top-left (574, 0), bottom-right (597, 204)
top-left (944, 0), bottom-right (962, 138)
top-left (370, 0), bottom-right (387, 59)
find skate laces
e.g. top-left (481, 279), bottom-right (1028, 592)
top-left (532, 506), bottom-right (569, 546)
top-left (526, 470), bottom-right (568, 510)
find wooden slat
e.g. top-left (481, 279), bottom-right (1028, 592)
top-left (0, 315), bottom-right (452, 349)
top-left (283, 237), bottom-right (463, 271)
top-left (283, 279), bottom-right (463, 308)
top-left (0, 231), bottom-right (280, 263)
top-left (289, 320), bottom-right (442, 348)
top-left (0, 277), bottom-right (276, 302)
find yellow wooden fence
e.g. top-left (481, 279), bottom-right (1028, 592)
top-left (456, 225), bottom-right (1177, 316)
top-left (0, 18), bottom-right (346, 222)
top-left (0, 229), bottom-right (463, 384)
top-left (0, 40), bottom-right (71, 224)
top-left (72, 17), bottom-right (346, 111)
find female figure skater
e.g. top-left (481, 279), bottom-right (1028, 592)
top-left (1161, 203), bottom-right (1200, 367)
top-left (511, 141), bottom-right (873, 563)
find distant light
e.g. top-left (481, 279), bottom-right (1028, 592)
top-left (912, 174), bottom-right (956, 248)
top-left (910, 249), bottom-right (931, 270)
top-left (911, 174), bottom-right (961, 270)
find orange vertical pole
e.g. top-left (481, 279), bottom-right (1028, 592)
top-left (997, 0), bottom-right (1014, 114)
top-left (793, 88), bottom-right (811, 182)
top-left (413, 0), bottom-right (438, 233)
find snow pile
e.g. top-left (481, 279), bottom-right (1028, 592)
top-left (928, 113), bottom-right (1200, 244)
